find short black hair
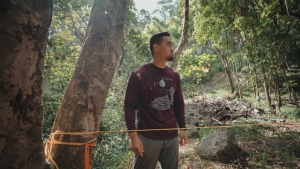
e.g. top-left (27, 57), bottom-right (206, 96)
top-left (149, 32), bottom-right (171, 56)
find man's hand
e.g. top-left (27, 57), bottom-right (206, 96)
top-left (129, 132), bottom-right (144, 157)
top-left (179, 129), bottom-right (188, 146)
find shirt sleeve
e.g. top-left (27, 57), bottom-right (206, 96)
top-left (173, 72), bottom-right (186, 129)
top-left (124, 72), bottom-right (141, 131)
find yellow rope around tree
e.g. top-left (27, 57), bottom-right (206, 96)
top-left (45, 122), bottom-right (300, 169)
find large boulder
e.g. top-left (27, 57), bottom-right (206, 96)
top-left (198, 131), bottom-right (246, 163)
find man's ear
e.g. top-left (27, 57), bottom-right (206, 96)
top-left (153, 44), bottom-right (159, 52)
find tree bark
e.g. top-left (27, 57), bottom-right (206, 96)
top-left (271, 57), bottom-right (282, 109)
top-left (282, 67), bottom-right (292, 99)
top-left (170, 0), bottom-right (189, 70)
top-left (253, 66), bottom-right (260, 99)
top-left (283, 61), bottom-right (299, 109)
top-left (0, 0), bottom-right (53, 168)
top-left (244, 37), bottom-right (260, 99)
top-left (215, 47), bottom-right (235, 94)
top-left (46, 0), bottom-right (129, 168)
top-left (233, 63), bottom-right (243, 100)
top-left (260, 61), bottom-right (272, 108)
top-left (205, 46), bottom-right (235, 94)
top-left (248, 49), bottom-right (260, 99)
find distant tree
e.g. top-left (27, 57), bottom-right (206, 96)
top-left (193, 0), bottom-right (300, 107)
top-left (171, 0), bottom-right (189, 70)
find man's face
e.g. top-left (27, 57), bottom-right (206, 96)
top-left (157, 36), bottom-right (174, 61)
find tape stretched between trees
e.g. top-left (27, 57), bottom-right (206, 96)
top-left (45, 122), bottom-right (300, 169)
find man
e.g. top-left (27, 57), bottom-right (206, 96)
top-left (124, 32), bottom-right (188, 169)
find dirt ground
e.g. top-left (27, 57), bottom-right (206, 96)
top-left (178, 123), bottom-right (300, 169)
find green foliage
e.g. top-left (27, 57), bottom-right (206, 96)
top-left (197, 128), bottom-right (213, 142)
top-left (42, 0), bottom-right (300, 168)
top-left (43, 3), bottom-right (82, 139)
top-left (191, 0), bottom-right (300, 108)
top-left (42, 81), bottom-right (65, 140)
top-left (280, 108), bottom-right (300, 120)
top-left (178, 50), bottom-right (217, 82)
top-left (228, 125), bottom-right (266, 140)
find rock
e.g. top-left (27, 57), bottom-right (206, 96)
top-left (198, 131), bottom-right (246, 163)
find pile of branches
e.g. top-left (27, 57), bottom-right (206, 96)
top-left (187, 97), bottom-right (265, 125)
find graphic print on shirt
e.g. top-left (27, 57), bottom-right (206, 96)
top-left (149, 78), bottom-right (175, 111)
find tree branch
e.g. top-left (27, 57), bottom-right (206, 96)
top-left (171, 0), bottom-right (189, 69)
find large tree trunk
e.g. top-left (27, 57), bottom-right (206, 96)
top-left (0, 0), bottom-right (53, 168)
top-left (46, 0), bottom-right (129, 168)
top-left (170, 0), bottom-right (189, 70)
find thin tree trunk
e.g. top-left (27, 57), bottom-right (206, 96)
top-left (283, 60), bottom-right (299, 108)
top-left (282, 67), bottom-right (292, 99)
top-left (291, 88), bottom-right (299, 109)
top-left (271, 57), bottom-right (282, 110)
top-left (225, 66), bottom-right (235, 94)
top-left (171, 0), bottom-right (189, 69)
top-left (249, 50), bottom-right (260, 98)
top-left (215, 47), bottom-right (235, 94)
top-left (46, 0), bottom-right (129, 168)
top-left (233, 62), bottom-right (243, 100)
top-left (253, 66), bottom-right (260, 98)
top-left (260, 61), bottom-right (272, 108)
top-left (0, 0), bottom-right (53, 168)
top-left (205, 46), bottom-right (235, 94)
top-left (244, 38), bottom-right (259, 99)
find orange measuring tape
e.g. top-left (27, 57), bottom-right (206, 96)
top-left (45, 122), bottom-right (300, 169)
top-left (46, 130), bottom-right (98, 169)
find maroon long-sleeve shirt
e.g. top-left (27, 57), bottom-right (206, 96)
top-left (124, 63), bottom-right (186, 140)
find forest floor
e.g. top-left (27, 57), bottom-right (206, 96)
top-left (177, 72), bottom-right (300, 169)
top-left (178, 123), bottom-right (300, 169)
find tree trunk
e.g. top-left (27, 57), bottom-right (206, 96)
top-left (271, 57), bottom-right (282, 110)
top-left (253, 67), bottom-right (260, 99)
top-left (260, 62), bottom-right (272, 108)
top-left (0, 0), bottom-right (53, 168)
top-left (117, 44), bottom-right (125, 75)
top-left (225, 66), bottom-right (235, 94)
top-left (170, 0), bottom-right (189, 70)
top-left (244, 39), bottom-right (260, 99)
top-left (282, 67), bottom-right (292, 99)
top-left (215, 47), bottom-right (235, 94)
top-left (246, 52), bottom-right (259, 99)
top-left (233, 63), bottom-right (243, 100)
top-left (248, 51), bottom-right (260, 99)
top-left (46, 0), bottom-right (129, 169)
top-left (283, 61), bottom-right (299, 109)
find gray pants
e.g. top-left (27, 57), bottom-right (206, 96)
top-left (134, 135), bottom-right (179, 169)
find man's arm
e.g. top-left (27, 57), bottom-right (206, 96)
top-left (124, 72), bottom-right (140, 131)
top-left (128, 132), bottom-right (144, 157)
top-left (173, 73), bottom-right (188, 146)
top-left (179, 129), bottom-right (188, 146)
top-left (124, 72), bottom-right (144, 156)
